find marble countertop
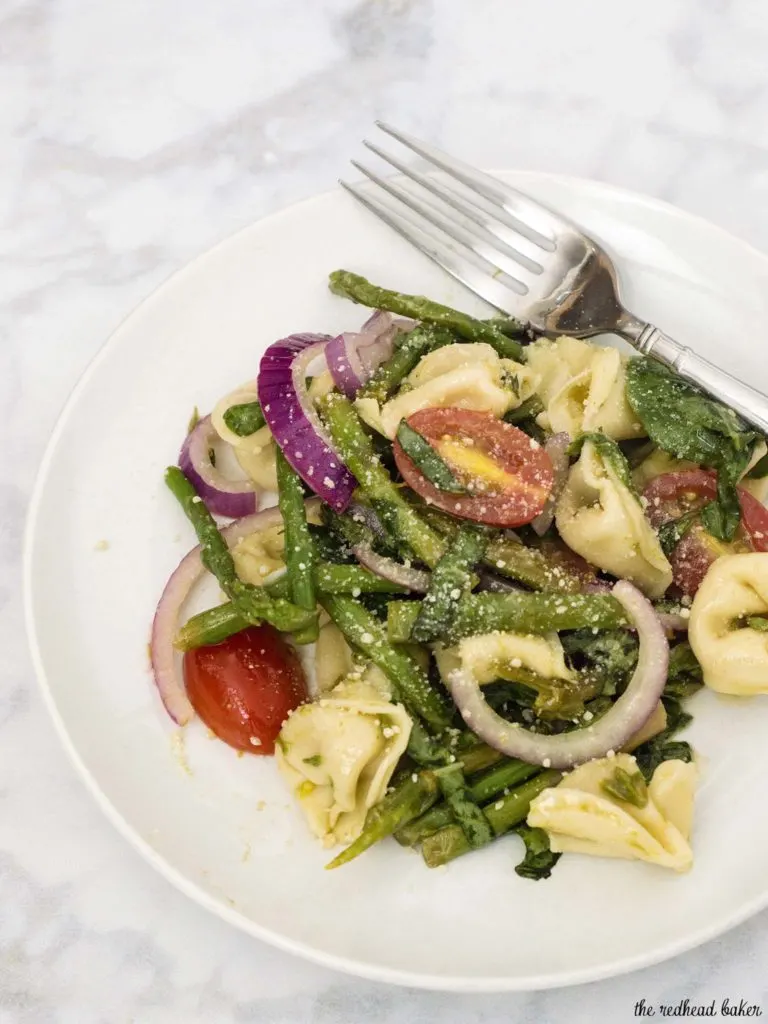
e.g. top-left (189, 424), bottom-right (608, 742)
top-left (3, 0), bottom-right (768, 1020)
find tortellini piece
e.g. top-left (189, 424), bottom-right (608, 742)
top-left (275, 670), bottom-right (412, 847)
top-left (689, 552), bottom-right (768, 695)
top-left (527, 753), bottom-right (697, 873)
top-left (231, 524), bottom-right (286, 585)
top-left (356, 342), bottom-right (538, 439)
top-left (314, 621), bottom-right (354, 694)
top-left (435, 630), bottom-right (574, 688)
top-left (556, 438), bottom-right (672, 598)
top-left (525, 336), bottom-right (642, 441)
top-left (212, 385), bottom-right (277, 491)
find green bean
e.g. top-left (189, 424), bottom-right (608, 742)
top-left (329, 270), bottom-right (524, 359)
top-left (164, 468), bottom-right (315, 635)
top-left (174, 564), bottom-right (409, 652)
top-left (358, 326), bottom-right (452, 405)
top-left (396, 758), bottom-right (538, 846)
top-left (325, 770), bottom-right (439, 869)
top-left (434, 764), bottom-right (494, 848)
top-left (421, 769), bottom-right (562, 867)
top-left (319, 594), bottom-right (450, 731)
top-left (318, 393), bottom-right (446, 567)
top-left (410, 525), bottom-right (488, 643)
top-left (222, 401), bottom-right (266, 437)
top-left (275, 448), bottom-right (318, 644)
top-left (387, 591), bottom-right (627, 644)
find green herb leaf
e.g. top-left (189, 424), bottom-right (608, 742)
top-left (569, 432), bottom-right (638, 496)
top-left (435, 764), bottom-right (494, 849)
top-left (657, 509), bottom-right (699, 558)
top-left (396, 420), bottom-right (468, 494)
top-left (513, 824), bottom-right (561, 880)
top-left (223, 401), bottom-right (266, 437)
top-left (625, 358), bottom-right (758, 542)
top-left (601, 766), bottom-right (649, 808)
top-left (302, 754), bottom-right (323, 767)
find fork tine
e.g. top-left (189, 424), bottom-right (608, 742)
top-left (362, 139), bottom-right (544, 273)
top-left (351, 160), bottom-right (529, 295)
top-left (339, 179), bottom-right (528, 316)
top-left (376, 121), bottom-right (562, 250)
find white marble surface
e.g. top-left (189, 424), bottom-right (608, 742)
top-left (4, 0), bottom-right (768, 1019)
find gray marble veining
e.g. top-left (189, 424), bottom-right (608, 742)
top-left (2, 0), bottom-right (768, 1020)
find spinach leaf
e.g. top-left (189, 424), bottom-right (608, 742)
top-left (665, 641), bottom-right (703, 701)
top-left (513, 824), bottom-right (561, 880)
top-left (562, 629), bottom-right (638, 697)
top-left (569, 432), bottom-right (638, 496)
top-left (747, 451), bottom-right (768, 480)
top-left (435, 764), bottom-right (494, 849)
top-left (746, 616), bottom-right (768, 632)
top-left (601, 766), bottom-right (648, 808)
top-left (625, 358), bottom-right (758, 542)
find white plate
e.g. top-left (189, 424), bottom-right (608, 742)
top-left (24, 172), bottom-right (768, 992)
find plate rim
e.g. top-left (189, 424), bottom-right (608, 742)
top-left (23, 170), bottom-right (768, 993)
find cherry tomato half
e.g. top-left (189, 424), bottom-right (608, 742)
top-left (183, 625), bottom-right (308, 754)
top-left (643, 470), bottom-right (768, 596)
top-left (394, 408), bottom-right (553, 528)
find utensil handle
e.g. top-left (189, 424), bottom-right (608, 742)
top-left (620, 317), bottom-right (768, 436)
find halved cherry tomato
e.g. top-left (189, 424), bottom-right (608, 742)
top-left (183, 625), bottom-right (308, 754)
top-left (394, 408), bottom-right (553, 528)
top-left (643, 470), bottom-right (768, 595)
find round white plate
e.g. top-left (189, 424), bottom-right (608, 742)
top-left (25, 173), bottom-right (768, 992)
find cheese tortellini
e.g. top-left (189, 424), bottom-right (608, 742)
top-left (275, 670), bottom-right (412, 847)
top-left (435, 630), bottom-right (575, 689)
top-left (556, 438), bottom-right (673, 598)
top-left (528, 754), bottom-right (697, 872)
top-left (689, 553), bottom-right (768, 695)
top-left (314, 621), bottom-right (355, 694)
top-left (231, 523), bottom-right (286, 585)
top-left (525, 336), bottom-right (642, 441)
top-left (212, 385), bottom-right (277, 491)
top-left (356, 342), bottom-right (538, 439)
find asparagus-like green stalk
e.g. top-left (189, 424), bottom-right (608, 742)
top-left (318, 392), bottom-right (446, 567)
top-left (319, 594), bottom-right (450, 731)
top-left (174, 564), bottom-right (410, 651)
top-left (329, 270), bottom-right (525, 359)
top-left (326, 742), bottom-right (505, 868)
top-left (164, 467), bottom-right (316, 635)
top-left (325, 770), bottom-right (439, 869)
top-left (222, 400), bottom-right (266, 436)
top-left (396, 758), bottom-right (538, 846)
top-left (275, 448), bottom-right (318, 644)
top-left (421, 769), bottom-right (562, 868)
top-left (410, 524), bottom-right (488, 643)
top-left (387, 591), bottom-right (627, 644)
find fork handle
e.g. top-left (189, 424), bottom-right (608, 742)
top-left (620, 318), bottom-right (768, 436)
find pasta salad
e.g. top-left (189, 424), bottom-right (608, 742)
top-left (151, 270), bottom-right (768, 878)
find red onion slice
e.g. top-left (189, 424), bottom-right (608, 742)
top-left (258, 333), bottom-right (356, 511)
top-left (531, 432), bottom-right (570, 536)
top-left (179, 415), bottom-right (259, 518)
top-left (446, 580), bottom-right (669, 770)
top-left (150, 503), bottom-right (318, 725)
top-left (352, 542), bottom-right (431, 592)
top-left (326, 312), bottom-right (410, 397)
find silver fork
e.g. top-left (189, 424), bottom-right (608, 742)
top-left (341, 122), bottom-right (768, 436)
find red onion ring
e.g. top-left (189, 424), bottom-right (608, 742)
top-left (150, 502), bottom-right (318, 724)
top-left (326, 312), bottom-right (411, 397)
top-left (179, 415), bottom-right (259, 518)
top-left (352, 542), bottom-right (431, 592)
top-left (531, 432), bottom-right (570, 537)
top-left (258, 334), bottom-right (356, 511)
top-left (445, 580), bottom-right (669, 770)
